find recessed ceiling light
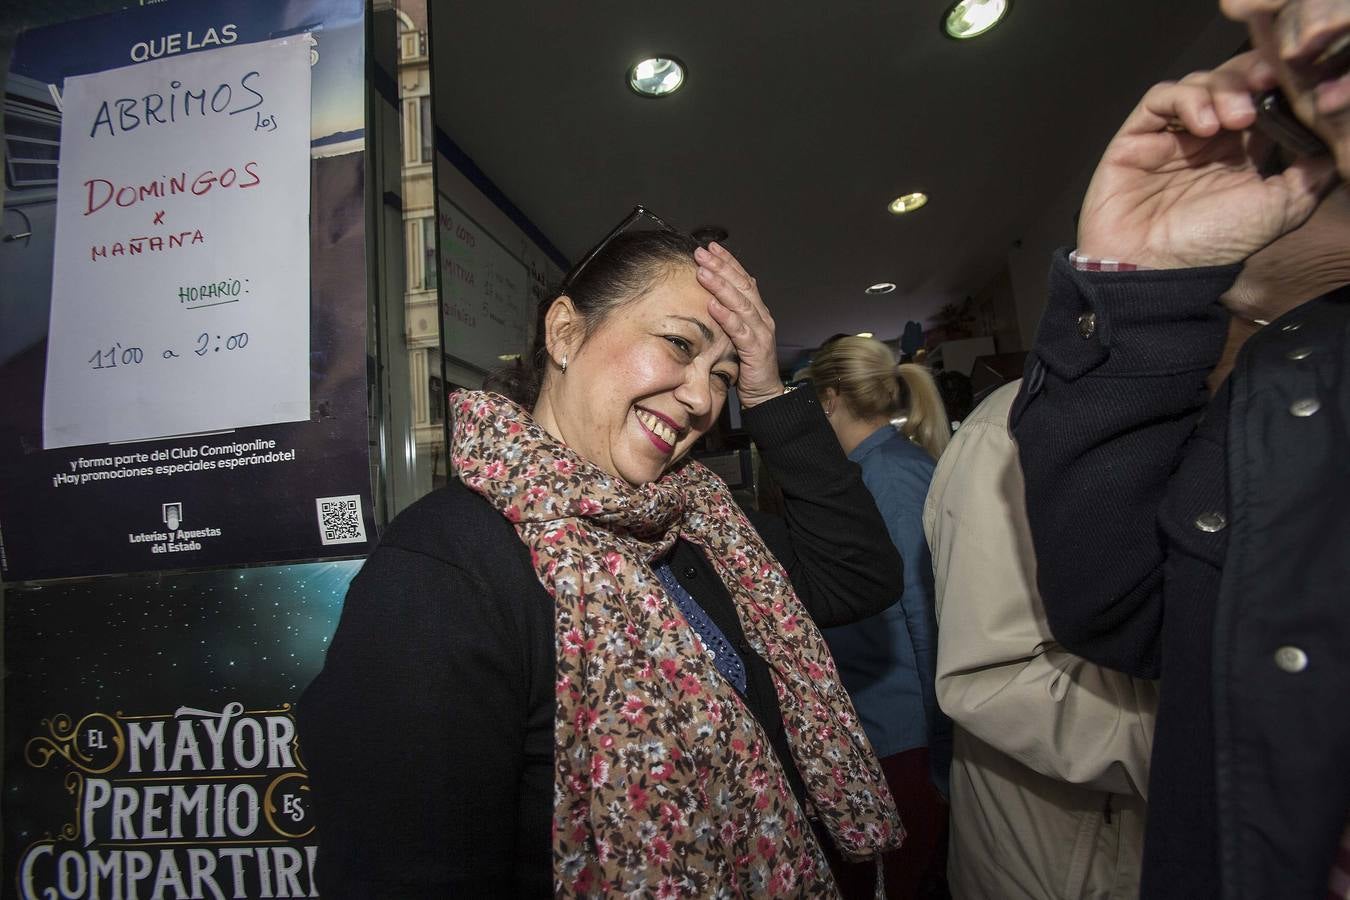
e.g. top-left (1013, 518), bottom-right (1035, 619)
top-left (856, 332), bottom-right (874, 338)
top-left (628, 57), bottom-right (686, 97)
top-left (888, 193), bottom-right (928, 215)
top-left (866, 283), bottom-right (897, 295)
top-left (943, 0), bottom-right (1011, 39)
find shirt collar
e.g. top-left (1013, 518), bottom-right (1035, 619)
top-left (848, 425), bottom-right (895, 463)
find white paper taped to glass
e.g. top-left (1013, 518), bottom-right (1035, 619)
top-left (42, 34), bottom-right (313, 449)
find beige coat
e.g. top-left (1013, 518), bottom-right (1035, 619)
top-left (923, 382), bottom-right (1157, 900)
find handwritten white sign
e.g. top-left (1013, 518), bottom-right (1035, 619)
top-left (43, 35), bottom-right (313, 449)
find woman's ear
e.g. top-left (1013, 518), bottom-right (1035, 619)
top-left (543, 296), bottom-right (583, 370)
top-left (819, 386), bottom-right (838, 417)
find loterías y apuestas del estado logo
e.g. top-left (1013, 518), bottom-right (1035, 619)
top-left (127, 502), bottom-right (222, 554)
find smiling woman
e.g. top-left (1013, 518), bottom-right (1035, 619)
top-left (531, 241), bottom-right (741, 486)
top-left (300, 213), bottom-right (914, 897)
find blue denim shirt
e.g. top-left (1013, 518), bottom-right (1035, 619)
top-left (823, 425), bottom-right (948, 786)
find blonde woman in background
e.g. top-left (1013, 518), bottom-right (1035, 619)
top-left (808, 336), bottom-right (951, 899)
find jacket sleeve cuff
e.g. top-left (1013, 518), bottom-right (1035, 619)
top-left (741, 386), bottom-right (847, 475)
top-left (1033, 248), bottom-right (1239, 381)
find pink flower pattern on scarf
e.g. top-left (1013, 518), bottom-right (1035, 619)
top-left (451, 391), bottom-right (902, 897)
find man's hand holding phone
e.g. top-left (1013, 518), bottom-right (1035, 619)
top-left (1076, 51), bottom-right (1339, 270)
top-left (1255, 87), bottom-right (1331, 160)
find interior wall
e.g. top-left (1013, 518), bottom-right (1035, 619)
top-left (969, 264), bottom-right (1021, 355)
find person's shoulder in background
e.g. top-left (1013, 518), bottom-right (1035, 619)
top-left (856, 425), bottom-right (937, 484)
top-left (961, 380), bottom-right (1019, 433)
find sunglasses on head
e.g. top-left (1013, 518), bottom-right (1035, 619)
top-left (557, 205), bottom-right (682, 296)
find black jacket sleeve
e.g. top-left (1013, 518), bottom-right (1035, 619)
top-left (298, 535), bottom-right (531, 896)
top-left (1011, 251), bottom-right (1238, 678)
top-left (742, 386), bottom-right (906, 628)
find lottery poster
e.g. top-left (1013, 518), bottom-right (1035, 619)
top-left (5, 560), bottom-right (361, 900)
top-left (0, 0), bottom-right (373, 581)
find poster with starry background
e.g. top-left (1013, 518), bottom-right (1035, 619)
top-left (5, 559), bottom-right (360, 899)
top-left (0, 0), bottom-right (374, 582)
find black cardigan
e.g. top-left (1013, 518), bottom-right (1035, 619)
top-left (299, 388), bottom-right (904, 897)
top-left (1013, 251), bottom-right (1350, 898)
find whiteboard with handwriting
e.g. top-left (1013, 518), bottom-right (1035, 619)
top-left (437, 196), bottom-right (534, 374)
top-left (42, 35), bottom-right (313, 449)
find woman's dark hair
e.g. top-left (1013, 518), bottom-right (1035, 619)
top-left (488, 229), bottom-right (702, 406)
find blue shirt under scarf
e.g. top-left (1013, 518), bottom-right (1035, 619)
top-left (653, 559), bottom-right (748, 695)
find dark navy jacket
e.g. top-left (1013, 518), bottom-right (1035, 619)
top-left (1013, 251), bottom-right (1350, 899)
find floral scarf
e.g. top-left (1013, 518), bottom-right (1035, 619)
top-left (450, 391), bottom-right (902, 897)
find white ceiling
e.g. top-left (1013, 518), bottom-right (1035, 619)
top-left (430, 1), bottom-right (1244, 353)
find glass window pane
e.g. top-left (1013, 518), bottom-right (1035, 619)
top-left (420, 97), bottom-right (433, 163)
top-left (422, 216), bottom-right (437, 291)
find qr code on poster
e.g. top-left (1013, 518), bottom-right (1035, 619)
top-left (316, 495), bottom-right (367, 546)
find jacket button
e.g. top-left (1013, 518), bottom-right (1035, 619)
top-left (1193, 512), bottom-right (1227, 533)
top-left (683, 567), bottom-right (697, 580)
top-left (1287, 347), bottom-right (1314, 361)
top-left (1290, 398), bottom-right (1321, 418)
top-left (1274, 646), bottom-right (1308, 673)
top-left (1077, 312), bottom-right (1097, 339)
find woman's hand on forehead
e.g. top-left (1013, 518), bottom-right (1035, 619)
top-left (695, 243), bottom-right (784, 409)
